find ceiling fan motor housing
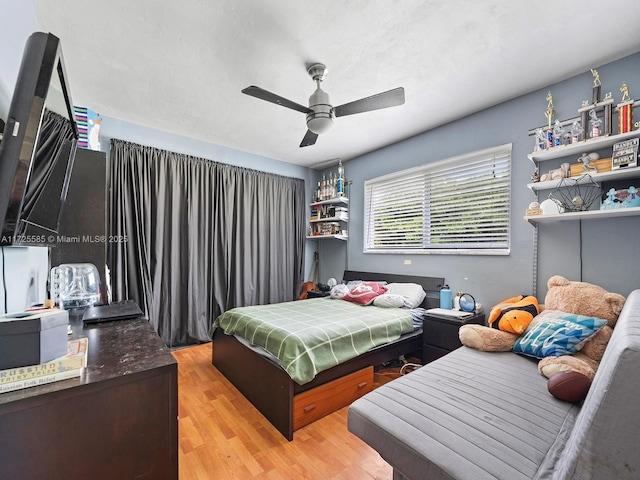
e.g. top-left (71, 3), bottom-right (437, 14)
top-left (307, 87), bottom-right (334, 134)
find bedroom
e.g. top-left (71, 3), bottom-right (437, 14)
top-left (1, 1), bottom-right (640, 479)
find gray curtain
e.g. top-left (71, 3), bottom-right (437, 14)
top-left (108, 139), bottom-right (306, 346)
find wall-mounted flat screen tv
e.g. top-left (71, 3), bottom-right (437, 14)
top-left (0, 32), bottom-right (78, 247)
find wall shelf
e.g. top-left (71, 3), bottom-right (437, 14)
top-left (528, 130), bottom-right (640, 163)
top-left (525, 206), bottom-right (640, 224)
top-left (310, 215), bottom-right (349, 223)
top-left (306, 234), bottom-right (348, 241)
top-left (526, 126), bottom-right (640, 227)
top-left (308, 197), bottom-right (348, 240)
top-left (527, 167), bottom-right (640, 192)
top-left (310, 197), bottom-right (349, 206)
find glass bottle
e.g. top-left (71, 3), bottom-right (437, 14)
top-left (329, 172), bottom-right (336, 199)
top-left (337, 160), bottom-right (345, 196)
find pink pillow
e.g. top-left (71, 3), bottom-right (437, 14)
top-left (342, 282), bottom-right (388, 305)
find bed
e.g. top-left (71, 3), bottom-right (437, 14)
top-left (211, 270), bottom-right (443, 440)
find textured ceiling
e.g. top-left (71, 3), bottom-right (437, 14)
top-left (33, 0), bottom-right (640, 168)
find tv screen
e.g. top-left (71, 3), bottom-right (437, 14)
top-left (0, 32), bottom-right (78, 246)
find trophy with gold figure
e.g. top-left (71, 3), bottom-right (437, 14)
top-left (544, 91), bottom-right (555, 149)
top-left (617, 82), bottom-right (634, 134)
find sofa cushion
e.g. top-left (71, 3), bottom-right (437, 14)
top-left (348, 346), bottom-right (581, 480)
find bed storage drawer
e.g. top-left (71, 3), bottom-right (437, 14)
top-left (293, 366), bottom-right (374, 430)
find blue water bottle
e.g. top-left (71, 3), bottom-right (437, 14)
top-left (439, 284), bottom-right (452, 310)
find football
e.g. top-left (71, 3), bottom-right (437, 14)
top-left (547, 371), bottom-right (592, 403)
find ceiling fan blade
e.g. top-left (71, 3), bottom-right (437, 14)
top-left (334, 87), bottom-right (405, 117)
top-left (300, 130), bottom-right (319, 147)
top-left (241, 86), bottom-right (313, 114)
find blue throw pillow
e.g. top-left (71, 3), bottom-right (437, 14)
top-left (512, 310), bottom-right (607, 359)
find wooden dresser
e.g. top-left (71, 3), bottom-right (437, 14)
top-left (0, 313), bottom-right (178, 480)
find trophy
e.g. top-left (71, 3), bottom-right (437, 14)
top-left (571, 119), bottom-right (584, 144)
top-left (591, 69), bottom-right (601, 104)
top-left (617, 82), bottom-right (634, 134)
top-left (589, 109), bottom-right (603, 138)
top-left (553, 120), bottom-right (565, 147)
top-left (602, 92), bottom-right (614, 136)
top-left (544, 91), bottom-right (555, 148)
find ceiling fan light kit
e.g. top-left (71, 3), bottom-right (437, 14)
top-left (242, 62), bottom-right (404, 147)
top-left (307, 86), bottom-right (334, 134)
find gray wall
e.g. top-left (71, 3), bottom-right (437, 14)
top-left (317, 52), bottom-right (640, 309)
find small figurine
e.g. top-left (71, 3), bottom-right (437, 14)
top-left (578, 152), bottom-right (598, 174)
top-left (531, 169), bottom-right (540, 183)
top-left (553, 120), bottom-right (565, 147)
top-left (545, 91), bottom-right (555, 128)
top-left (589, 109), bottom-right (602, 138)
top-left (535, 128), bottom-right (548, 151)
top-left (620, 82), bottom-right (631, 103)
top-left (591, 69), bottom-right (601, 103)
top-left (571, 119), bottom-right (584, 143)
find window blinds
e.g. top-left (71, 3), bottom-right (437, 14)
top-left (364, 144), bottom-right (511, 254)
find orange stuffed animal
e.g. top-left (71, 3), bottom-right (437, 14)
top-left (488, 295), bottom-right (540, 335)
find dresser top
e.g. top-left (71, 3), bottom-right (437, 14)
top-left (0, 312), bottom-right (176, 406)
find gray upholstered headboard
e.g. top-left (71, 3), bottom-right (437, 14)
top-left (342, 270), bottom-right (444, 309)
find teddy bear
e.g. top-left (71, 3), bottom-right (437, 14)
top-left (459, 275), bottom-right (626, 381)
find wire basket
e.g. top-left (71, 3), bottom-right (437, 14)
top-left (549, 174), bottom-right (603, 212)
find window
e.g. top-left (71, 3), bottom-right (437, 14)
top-left (364, 144), bottom-right (511, 255)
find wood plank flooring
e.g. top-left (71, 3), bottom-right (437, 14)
top-left (172, 343), bottom-right (393, 479)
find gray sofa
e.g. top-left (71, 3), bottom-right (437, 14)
top-left (348, 289), bottom-right (640, 480)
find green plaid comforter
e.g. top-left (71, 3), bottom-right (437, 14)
top-left (212, 298), bottom-right (414, 385)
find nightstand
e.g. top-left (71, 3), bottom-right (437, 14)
top-left (422, 311), bottom-right (485, 364)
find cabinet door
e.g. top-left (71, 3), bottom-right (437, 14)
top-left (0, 369), bottom-right (178, 480)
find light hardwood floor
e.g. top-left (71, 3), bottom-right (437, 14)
top-left (172, 343), bottom-right (393, 479)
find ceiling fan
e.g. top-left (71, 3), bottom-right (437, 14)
top-left (241, 63), bottom-right (405, 147)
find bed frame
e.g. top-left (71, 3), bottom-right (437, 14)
top-left (211, 270), bottom-right (444, 440)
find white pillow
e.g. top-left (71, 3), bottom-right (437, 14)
top-left (384, 283), bottom-right (427, 308)
top-left (372, 294), bottom-right (405, 308)
top-left (330, 284), bottom-right (350, 299)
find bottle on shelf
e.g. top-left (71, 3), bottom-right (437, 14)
top-left (337, 160), bottom-right (345, 196)
top-left (329, 172), bottom-right (336, 199)
top-left (321, 174), bottom-right (326, 201)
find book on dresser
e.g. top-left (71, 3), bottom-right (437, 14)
top-left (0, 337), bottom-right (88, 393)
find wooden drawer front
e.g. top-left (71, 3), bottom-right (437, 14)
top-left (293, 366), bottom-right (373, 430)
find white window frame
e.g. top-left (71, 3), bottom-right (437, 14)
top-left (364, 144), bottom-right (511, 255)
